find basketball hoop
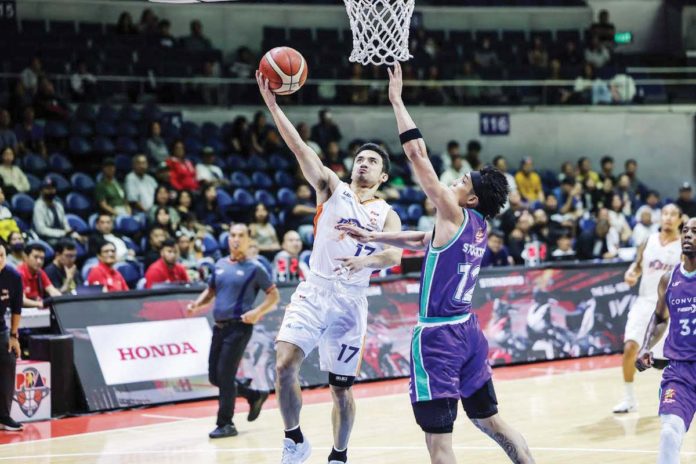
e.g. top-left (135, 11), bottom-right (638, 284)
top-left (343, 0), bottom-right (415, 66)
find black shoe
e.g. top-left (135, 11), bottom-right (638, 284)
top-left (0, 416), bottom-right (23, 431)
top-left (209, 423), bottom-right (238, 439)
top-left (247, 391), bottom-right (269, 422)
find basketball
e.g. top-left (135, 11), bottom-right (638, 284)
top-left (258, 46), bottom-right (308, 95)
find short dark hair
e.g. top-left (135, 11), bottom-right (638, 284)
top-left (577, 156), bottom-right (588, 167)
top-left (625, 158), bottom-right (637, 168)
top-left (355, 143), bottom-right (390, 174)
top-left (25, 243), bottom-right (46, 255)
top-left (489, 229), bottom-right (505, 240)
top-left (561, 176), bottom-right (576, 186)
top-left (447, 140), bottom-right (459, 150)
top-left (95, 239), bottom-right (115, 255)
top-left (467, 140), bottom-right (481, 152)
top-left (0, 241), bottom-right (9, 254)
top-left (54, 239), bottom-right (76, 254)
top-left (492, 155), bottom-right (505, 166)
top-left (474, 166), bottom-right (509, 219)
top-left (161, 238), bottom-right (176, 249)
top-left (600, 155), bottom-right (614, 166)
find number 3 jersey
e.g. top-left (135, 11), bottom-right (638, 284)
top-left (665, 263), bottom-right (696, 361)
top-left (309, 182), bottom-right (391, 287)
top-left (419, 209), bottom-right (487, 319)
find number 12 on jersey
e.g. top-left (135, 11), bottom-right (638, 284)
top-left (453, 263), bottom-right (480, 304)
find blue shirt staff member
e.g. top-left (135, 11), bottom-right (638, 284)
top-left (0, 242), bottom-right (23, 431)
top-left (188, 223), bottom-right (280, 439)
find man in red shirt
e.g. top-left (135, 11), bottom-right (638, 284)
top-left (144, 239), bottom-right (189, 289)
top-left (166, 140), bottom-right (199, 191)
top-left (87, 240), bottom-right (129, 292)
top-left (17, 243), bottom-right (61, 308)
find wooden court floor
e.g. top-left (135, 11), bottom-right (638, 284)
top-left (0, 355), bottom-right (694, 463)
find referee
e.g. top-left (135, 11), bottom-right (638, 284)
top-left (188, 223), bottom-right (279, 439)
top-left (0, 242), bottom-right (23, 431)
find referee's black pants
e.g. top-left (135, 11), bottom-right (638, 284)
top-left (208, 321), bottom-right (254, 427)
top-left (0, 330), bottom-right (16, 418)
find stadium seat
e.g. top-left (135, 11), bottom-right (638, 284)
top-left (184, 137), bottom-right (203, 156)
top-left (66, 192), bottom-right (92, 217)
top-left (181, 121), bottom-right (201, 139)
top-left (48, 153), bottom-right (73, 174)
top-left (81, 257), bottom-right (99, 281)
top-left (251, 171), bottom-right (274, 189)
top-left (277, 187), bottom-right (297, 209)
top-left (118, 105), bottom-right (142, 123)
top-left (204, 137), bottom-right (225, 154)
top-left (115, 215), bottom-right (142, 236)
top-left (407, 204), bottom-right (423, 223)
top-left (255, 189), bottom-right (276, 207)
top-left (67, 214), bottom-right (90, 234)
top-left (46, 173), bottom-right (71, 194)
top-left (233, 188), bottom-right (255, 208)
top-left (216, 188), bottom-right (233, 210)
top-left (141, 103), bottom-right (163, 122)
top-left (392, 204), bottom-right (408, 223)
top-left (122, 236), bottom-right (141, 255)
top-left (97, 105), bottom-right (118, 122)
top-left (115, 262), bottom-right (142, 289)
top-left (71, 172), bottom-right (96, 194)
top-left (69, 136), bottom-right (92, 157)
top-left (230, 172), bottom-right (252, 189)
top-left (75, 241), bottom-right (86, 260)
top-left (23, 153), bottom-right (48, 175)
top-left (218, 231), bottom-right (229, 249)
top-left (11, 193), bottom-right (34, 218)
top-left (201, 122), bottom-right (220, 139)
top-left (44, 121), bottom-right (69, 139)
top-left (25, 173), bottom-right (41, 195)
top-left (227, 154), bottom-right (247, 171)
top-left (201, 233), bottom-right (219, 257)
top-left (28, 239), bottom-right (54, 262)
top-left (116, 136), bottom-right (139, 155)
top-left (94, 136), bottom-right (115, 155)
top-left (95, 121), bottom-right (117, 137)
top-left (70, 120), bottom-right (93, 137)
top-left (274, 171), bottom-right (295, 188)
top-left (114, 154), bottom-right (131, 176)
top-left (269, 154), bottom-right (291, 170)
top-left (247, 155), bottom-right (268, 171)
top-left (117, 121), bottom-right (139, 138)
top-left (300, 250), bottom-right (311, 267)
top-left (400, 187), bottom-right (425, 204)
top-left (13, 217), bottom-right (28, 232)
top-left (74, 104), bottom-right (96, 122)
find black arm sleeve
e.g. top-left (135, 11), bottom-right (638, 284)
top-left (10, 273), bottom-right (22, 315)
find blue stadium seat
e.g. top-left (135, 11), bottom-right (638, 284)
top-left (69, 136), bottom-right (92, 157)
top-left (11, 193), bottom-right (34, 217)
top-left (227, 154), bottom-right (247, 171)
top-left (204, 137), bottom-right (225, 154)
top-left (117, 121), bottom-right (139, 137)
top-left (201, 122), bottom-right (220, 139)
top-left (94, 136), bottom-right (115, 155)
top-left (97, 104), bottom-right (118, 122)
top-left (122, 236), bottom-right (141, 255)
top-left (95, 121), bottom-right (117, 137)
top-left (74, 104), bottom-right (96, 122)
top-left (13, 217), bottom-right (28, 232)
top-left (114, 154), bottom-right (131, 176)
top-left (277, 187), bottom-right (297, 209)
top-left (400, 187), bottom-right (425, 204)
top-left (274, 171), bottom-right (295, 188)
top-left (407, 204), bottom-right (423, 223)
top-left (118, 105), bottom-right (142, 123)
top-left (233, 188), bottom-right (255, 208)
top-left (142, 103), bottom-right (163, 122)
top-left (70, 120), bottom-right (93, 137)
top-left (48, 153), bottom-right (73, 174)
top-left (218, 231), bottom-right (229, 249)
top-left (230, 172), bottom-right (252, 189)
top-left (28, 239), bottom-right (54, 262)
top-left (216, 188), bottom-right (233, 210)
top-left (46, 173), bottom-right (71, 194)
top-left (247, 155), bottom-right (268, 171)
top-left (75, 241), bottom-right (86, 260)
top-left (181, 121), bottom-right (201, 139)
top-left (66, 192), bottom-right (92, 217)
top-left (71, 172), bottom-right (96, 194)
top-left (44, 121), bottom-right (69, 139)
top-left (161, 122), bottom-right (180, 141)
top-left (269, 154), bottom-right (291, 170)
top-left (201, 233), bottom-right (219, 257)
top-left (25, 174), bottom-right (41, 195)
top-left (115, 215), bottom-right (142, 236)
top-left (392, 204), bottom-right (408, 223)
top-left (299, 228), bottom-right (314, 246)
top-left (255, 189), bottom-right (276, 207)
top-left (81, 257), bottom-right (99, 281)
top-left (116, 136), bottom-right (138, 155)
top-left (252, 171), bottom-right (274, 189)
top-left (22, 153), bottom-right (48, 175)
top-left (115, 261), bottom-right (141, 289)
top-left (67, 213), bottom-right (90, 234)
top-left (184, 137), bottom-right (203, 156)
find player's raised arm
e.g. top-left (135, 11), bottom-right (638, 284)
top-left (336, 221), bottom-right (432, 251)
top-left (636, 271), bottom-right (671, 371)
top-left (387, 63), bottom-right (461, 222)
top-left (624, 239), bottom-right (647, 286)
top-left (256, 71), bottom-right (339, 196)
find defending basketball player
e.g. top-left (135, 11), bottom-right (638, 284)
top-left (635, 217), bottom-right (696, 464)
top-left (613, 204), bottom-right (682, 414)
top-left (256, 71), bottom-right (403, 464)
top-left (339, 63), bottom-right (534, 464)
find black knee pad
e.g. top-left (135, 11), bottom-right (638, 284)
top-left (412, 398), bottom-right (458, 434)
top-left (329, 372), bottom-right (355, 387)
top-left (462, 379), bottom-right (498, 419)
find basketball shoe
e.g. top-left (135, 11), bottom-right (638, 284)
top-left (612, 399), bottom-right (638, 413)
top-left (281, 437), bottom-right (312, 464)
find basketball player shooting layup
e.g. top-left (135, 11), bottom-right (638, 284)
top-left (614, 204), bottom-right (682, 414)
top-left (256, 71), bottom-right (403, 464)
top-left (636, 217), bottom-right (696, 464)
top-left (339, 63), bottom-right (534, 464)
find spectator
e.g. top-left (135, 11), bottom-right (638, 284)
top-left (247, 238), bottom-right (273, 277)
top-left (499, 190), bottom-right (526, 235)
top-left (153, 206), bottom-right (176, 237)
top-left (89, 213), bottom-right (131, 262)
top-left (20, 57), bottom-right (43, 95)
top-left (196, 147), bottom-right (226, 187)
top-left (18, 243), bottom-right (61, 308)
top-left (14, 106), bottom-right (45, 156)
top-left (515, 157), bottom-right (544, 203)
top-left (676, 182), bottom-right (696, 218)
top-left (194, 185), bottom-right (224, 233)
top-left (616, 174), bottom-right (635, 214)
top-left (554, 177), bottom-right (583, 216)
top-left (115, 11), bottom-right (137, 35)
top-left (632, 207), bottom-right (658, 246)
top-left (527, 36), bottom-right (549, 69)
top-left (146, 121), bottom-right (169, 164)
top-left (44, 239), bottom-right (82, 294)
top-left (157, 19), bottom-right (176, 48)
top-left (86, 239), bottom-right (128, 292)
top-left (439, 153), bottom-right (471, 186)
top-left (639, 191), bottom-right (662, 224)
top-left (33, 78), bottom-right (70, 120)
top-left (324, 141), bottom-right (347, 179)
top-left (417, 198), bottom-right (436, 233)
top-left (287, 184), bottom-right (316, 237)
top-left (8, 82), bottom-right (33, 125)
top-left (0, 147), bottom-right (29, 196)
top-left (481, 230), bottom-right (513, 267)
top-left (559, 40), bottom-right (583, 66)
top-left (599, 155), bottom-right (615, 184)
top-left (70, 61), bottom-right (97, 102)
top-left (581, 177), bottom-right (603, 215)
top-left (167, 140), bottom-right (199, 191)
top-left (181, 19), bottom-right (212, 51)
top-left (349, 63), bottom-right (369, 105)
top-left (576, 157), bottom-right (600, 185)
top-left (176, 190), bottom-right (194, 217)
top-left (148, 185), bottom-right (181, 230)
top-left (492, 155), bottom-right (517, 193)
top-left (550, 230), bottom-right (576, 261)
top-left (438, 140), bottom-right (461, 172)
top-left (456, 61), bottom-right (482, 104)
top-left (250, 203), bottom-right (280, 253)
top-left (144, 226), bottom-right (169, 269)
top-left (125, 154), bottom-right (158, 212)
top-left (33, 178), bottom-right (82, 247)
top-left (310, 109), bottom-right (342, 152)
top-left (0, 110), bottom-right (17, 152)
top-left (138, 9), bottom-right (158, 35)
top-left (584, 35), bottom-right (611, 69)
top-left (591, 9), bottom-right (616, 47)
top-left (561, 63), bottom-right (595, 104)
top-left (145, 238), bottom-right (189, 289)
top-left (474, 37), bottom-right (500, 69)
top-left (272, 230), bottom-right (308, 283)
top-left (95, 158), bottom-right (130, 216)
top-left (229, 46), bottom-right (255, 79)
top-left (6, 232), bottom-right (25, 269)
top-left (623, 159), bottom-right (646, 201)
top-left (558, 161), bottom-right (576, 183)
top-left (465, 139), bottom-right (482, 171)
top-left (228, 116), bottom-right (251, 155)
top-left (176, 232), bottom-right (201, 278)
top-left (507, 210), bottom-right (535, 264)
top-left (0, 187), bottom-right (19, 242)
top-left (576, 213), bottom-right (619, 260)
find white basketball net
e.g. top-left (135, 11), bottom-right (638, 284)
top-left (344, 0), bottom-right (415, 66)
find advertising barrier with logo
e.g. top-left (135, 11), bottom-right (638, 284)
top-left (11, 360), bottom-right (50, 422)
top-left (53, 262), bottom-right (634, 412)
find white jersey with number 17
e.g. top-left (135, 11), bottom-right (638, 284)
top-left (309, 182), bottom-right (391, 287)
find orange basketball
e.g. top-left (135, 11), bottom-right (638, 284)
top-left (258, 46), bottom-right (309, 95)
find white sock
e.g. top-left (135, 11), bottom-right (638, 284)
top-left (658, 414), bottom-right (685, 464)
top-left (624, 382), bottom-right (635, 401)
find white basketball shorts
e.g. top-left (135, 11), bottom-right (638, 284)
top-left (624, 296), bottom-right (667, 359)
top-left (276, 274), bottom-right (368, 377)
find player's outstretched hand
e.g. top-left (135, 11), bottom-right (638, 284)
top-left (387, 62), bottom-right (403, 104)
top-left (336, 223), bottom-right (373, 243)
top-left (256, 70), bottom-right (277, 108)
top-left (635, 349), bottom-right (653, 372)
top-left (624, 268), bottom-right (639, 287)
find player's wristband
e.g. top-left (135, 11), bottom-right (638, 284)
top-left (399, 128), bottom-right (422, 145)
